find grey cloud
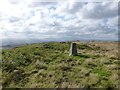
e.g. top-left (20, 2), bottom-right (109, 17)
top-left (9, 16), bottom-right (20, 22)
top-left (8, 0), bottom-right (22, 4)
top-left (82, 2), bottom-right (118, 19)
top-left (29, 2), bottom-right (57, 7)
top-left (67, 2), bottom-right (84, 13)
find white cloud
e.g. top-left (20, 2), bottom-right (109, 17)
top-left (107, 16), bottom-right (118, 27)
top-left (0, 0), bottom-right (118, 42)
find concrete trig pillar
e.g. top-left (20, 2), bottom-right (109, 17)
top-left (69, 43), bottom-right (78, 56)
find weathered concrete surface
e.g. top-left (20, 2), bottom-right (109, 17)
top-left (69, 43), bottom-right (78, 56)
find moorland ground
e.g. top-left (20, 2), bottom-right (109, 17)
top-left (1, 41), bottom-right (119, 88)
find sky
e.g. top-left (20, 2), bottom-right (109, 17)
top-left (0, 0), bottom-right (119, 43)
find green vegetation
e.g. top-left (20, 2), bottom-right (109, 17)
top-left (2, 41), bottom-right (119, 88)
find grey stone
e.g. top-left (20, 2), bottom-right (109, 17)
top-left (69, 43), bottom-right (78, 56)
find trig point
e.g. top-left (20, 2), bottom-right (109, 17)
top-left (69, 42), bottom-right (78, 56)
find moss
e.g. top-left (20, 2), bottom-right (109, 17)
top-left (93, 67), bottom-right (111, 80)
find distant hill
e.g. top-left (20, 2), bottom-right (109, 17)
top-left (1, 38), bottom-right (118, 49)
